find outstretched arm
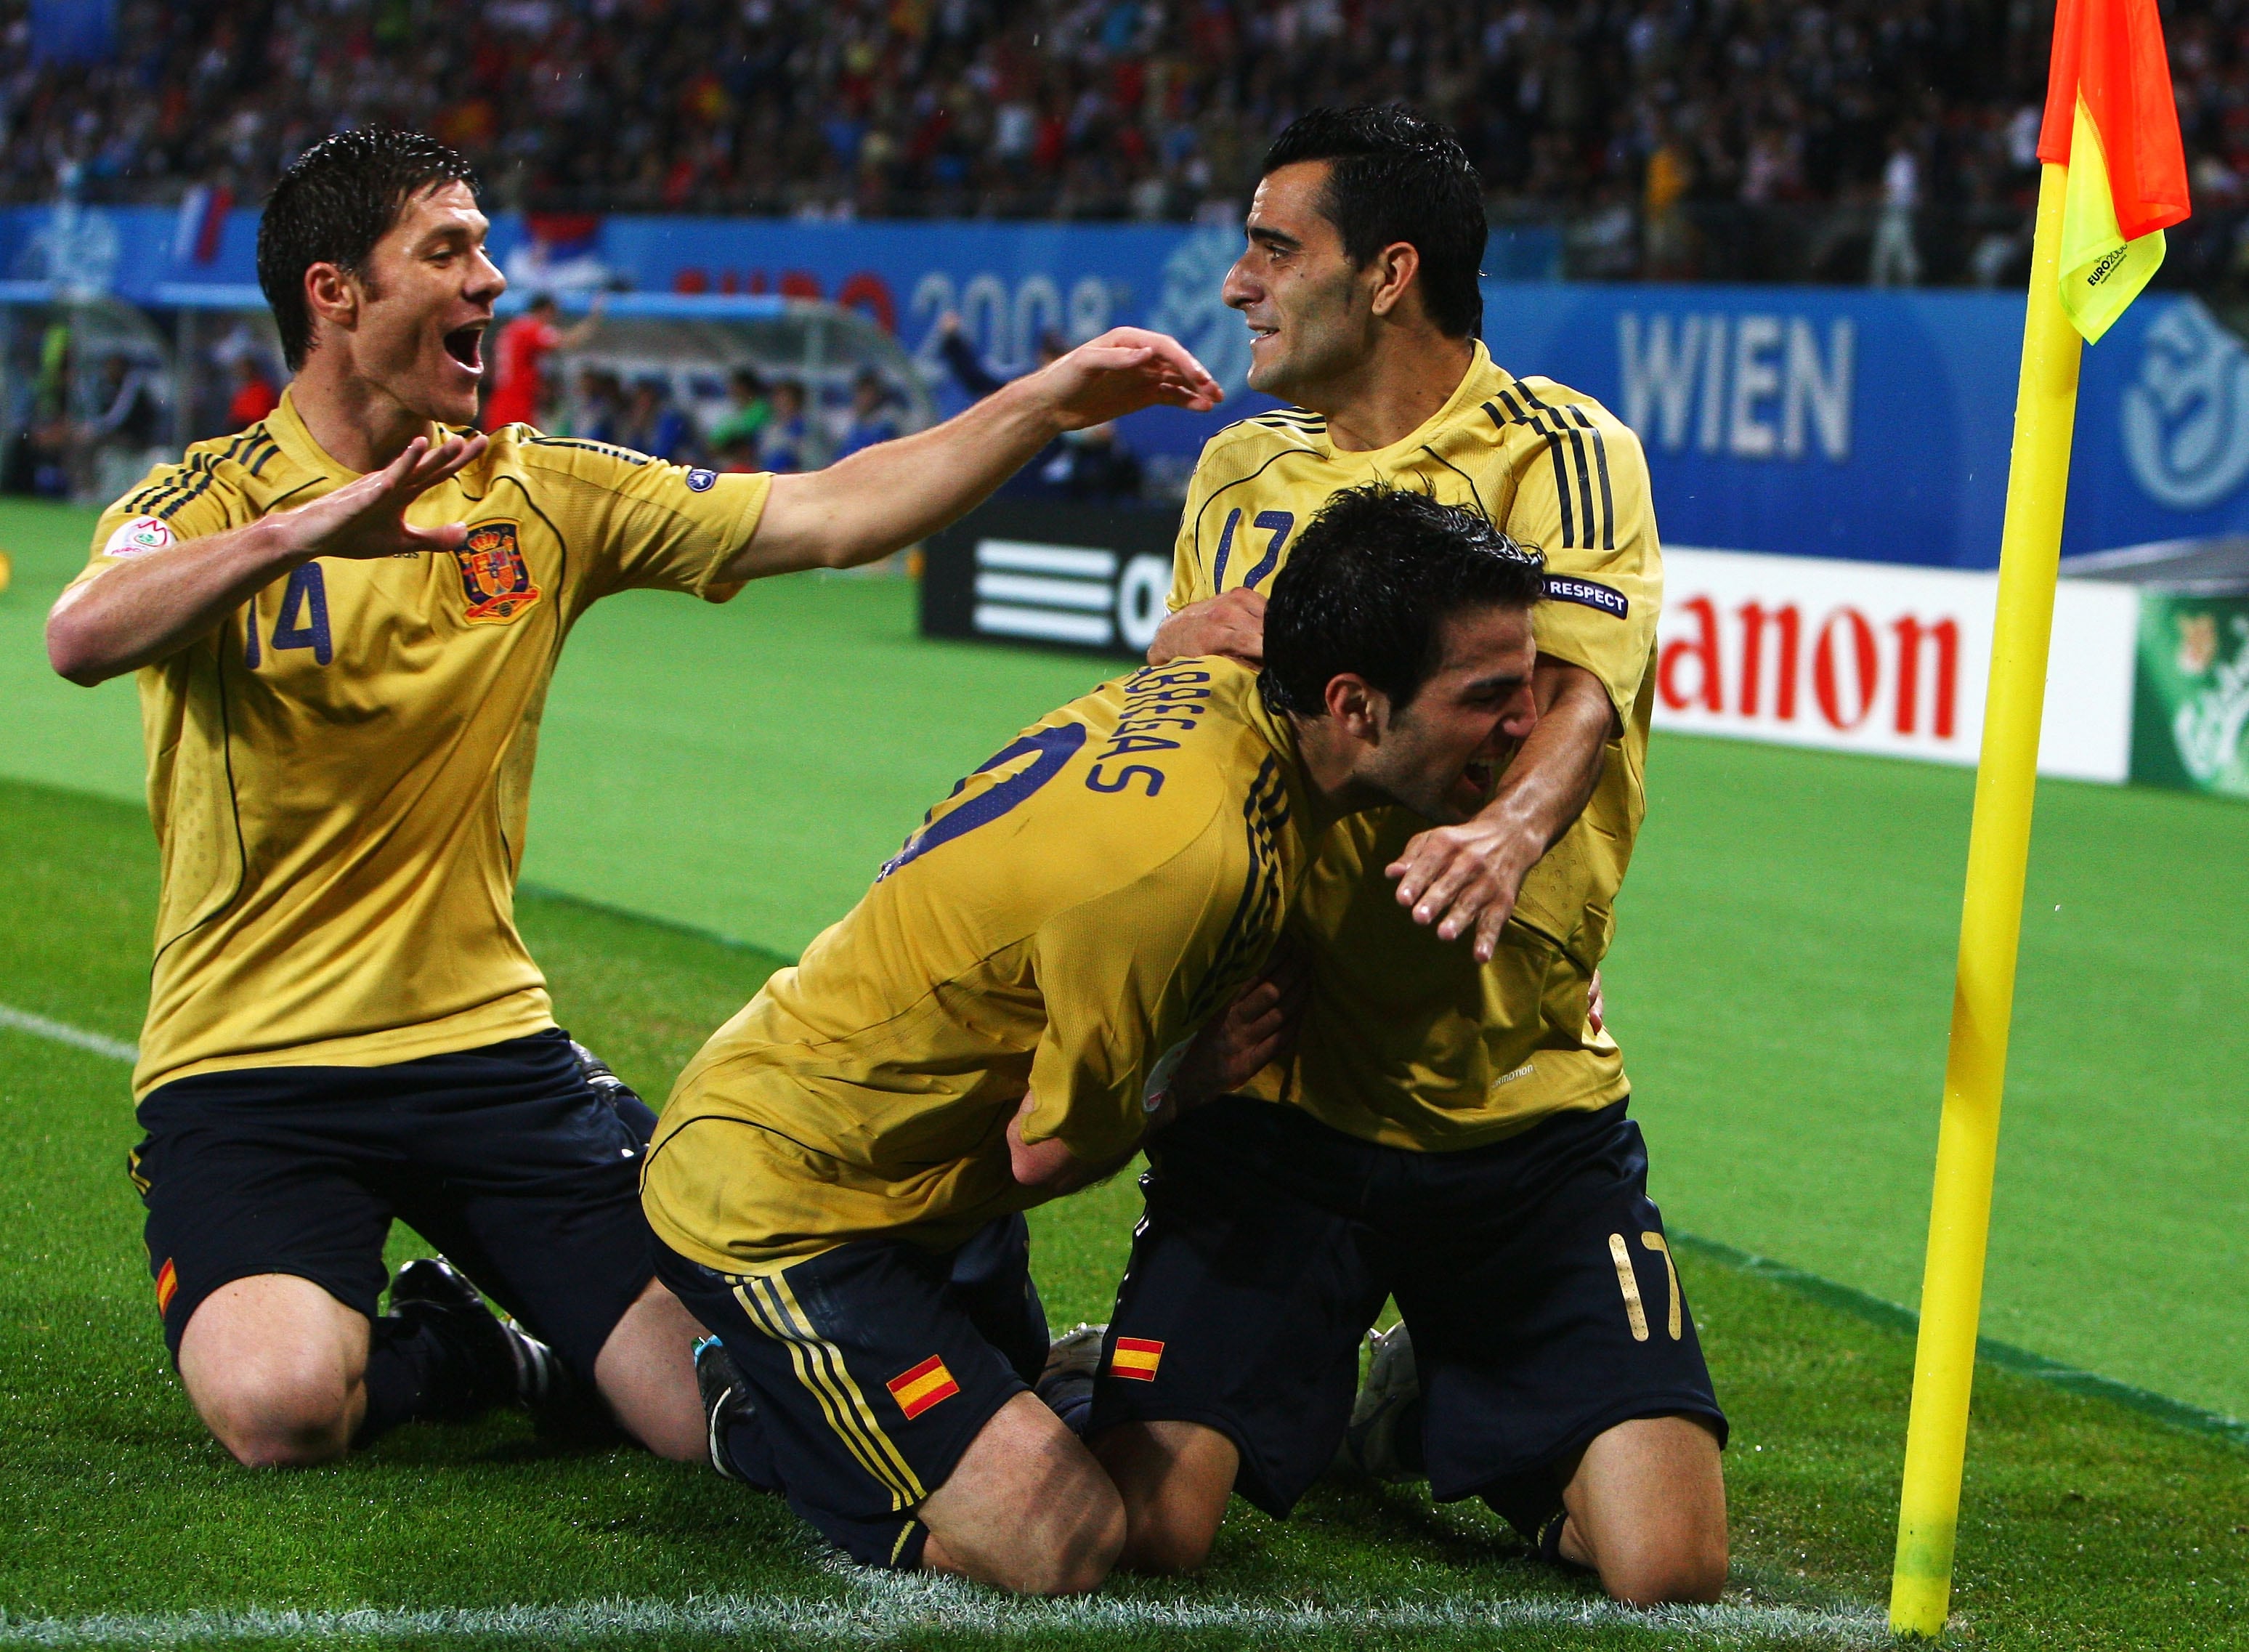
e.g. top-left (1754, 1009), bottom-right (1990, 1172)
top-left (725, 327), bottom-right (1220, 583)
top-left (47, 434), bottom-right (487, 686)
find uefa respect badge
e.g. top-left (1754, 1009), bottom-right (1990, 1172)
top-left (102, 517), bottom-right (175, 559)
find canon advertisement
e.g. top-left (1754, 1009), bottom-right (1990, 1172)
top-left (922, 506), bottom-right (2149, 787)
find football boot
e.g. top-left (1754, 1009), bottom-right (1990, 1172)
top-left (1334, 1321), bottom-right (1426, 1483)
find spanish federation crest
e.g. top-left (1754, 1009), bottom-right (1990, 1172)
top-left (454, 520), bottom-right (541, 624)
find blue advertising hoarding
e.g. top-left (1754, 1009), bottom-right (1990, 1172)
top-left (7, 198), bottom-right (2246, 568)
top-left (1480, 283), bottom-right (2249, 568)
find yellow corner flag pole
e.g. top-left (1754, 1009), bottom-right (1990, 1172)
top-left (1888, 160), bottom-right (2081, 1637)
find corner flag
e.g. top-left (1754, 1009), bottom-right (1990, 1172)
top-left (1892, 2), bottom-right (2189, 1638)
top-left (2038, 0), bottom-right (2191, 343)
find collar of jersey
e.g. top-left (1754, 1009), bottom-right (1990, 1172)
top-left (1313, 339), bottom-right (1515, 469)
top-left (267, 386), bottom-right (447, 490)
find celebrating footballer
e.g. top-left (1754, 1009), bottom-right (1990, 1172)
top-left (46, 130), bottom-right (1217, 1474)
top-left (49, 103), bottom-right (1719, 1610)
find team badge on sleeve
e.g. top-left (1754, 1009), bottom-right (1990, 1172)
top-left (1109, 1337), bottom-right (1164, 1381)
top-left (886, 1354), bottom-right (960, 1420)
top-left (684, 466), bottom-right (718, 492)
top-left (103, 516), bottom-right (175, 559)
top-left (454, 520), bottom-right (543, 624)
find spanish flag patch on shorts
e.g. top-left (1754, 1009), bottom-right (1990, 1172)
top-left (153, 1258), bottom-right (178, 1316)
top-left (887, 1354), bottom-right (960, 1420)
top-left (1109, 1337), bottom-right (1164, 1381)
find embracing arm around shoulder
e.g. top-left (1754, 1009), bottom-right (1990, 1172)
top-left (1387, 655), bottom-right (1618, 962)
top-left (720, 327), bottom-right (1218, 584)
top-left (46, 434), bottom-right (485, 687)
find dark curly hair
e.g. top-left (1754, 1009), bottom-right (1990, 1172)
top-left (1260, 485), bottom-right (1543, 717)
top-left (256, 129), bottom-right (478, 370)
top-left (1261, 105), bottom-right (1488, 339)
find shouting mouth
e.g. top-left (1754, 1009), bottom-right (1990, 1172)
top-left (443, 323), bottom-right (487, 376)
top-left (1449, 758), bottom-right (1497, 815)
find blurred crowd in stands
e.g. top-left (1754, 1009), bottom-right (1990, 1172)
top-left (518, 311), bottom-right (1135, 496)
top-left (4, 0), bottom-right (2245, 283)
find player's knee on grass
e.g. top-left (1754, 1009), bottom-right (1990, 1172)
top-left (1092, 1419), bottom-right (1237, 1575)
top-left (920, 1392), bottom-right (1125, 1595)
top-left (178, 1276), bottom-right (368, 1468)
top-left (1563, 1414), bottom-right (1728, 1606)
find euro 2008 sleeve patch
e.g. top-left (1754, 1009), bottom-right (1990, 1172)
top-left (102, 517), bottom-right (175, 559)
top-left (454, 520), bottom-right (543, 624)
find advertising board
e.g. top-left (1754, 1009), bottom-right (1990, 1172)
top-left (2129, 591), bottom-right (2249, 795)
top-left (921, 503), bottom-right (2143, 785)
top-left (1653, 549), bottom-right (2138, 783)
top-left (12, 200), bottom-right (2249, 572)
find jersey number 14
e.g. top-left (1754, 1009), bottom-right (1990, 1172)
top-left (244, 563), bottom-right (332, 668)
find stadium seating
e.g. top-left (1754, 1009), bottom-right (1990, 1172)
top-left (7, 1), bottom-right (2242, 283)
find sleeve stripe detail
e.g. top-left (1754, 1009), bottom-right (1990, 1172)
top-left (527, 435), bottom-right (650, 466)
top-left (1564, 407), bottom-right (1617, 552)
top-left (121, 425), bottom-right (276, 525)
top-left (1518, 383), bottom-right (1609, 556)
top-left (1484, 391), bottom-right (1615, 552)
top-left (1186, 756), bottom-right (1290, 1029)
top-left (127, 434), bottom-right (238, 520)
top-left (161, 434), bottom-right (272, 521)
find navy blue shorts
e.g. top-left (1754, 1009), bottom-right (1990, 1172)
top-left (656, 1215), bottom-right (1049, 1568)
top-left (1087, 1097), bottom-right (1725, 1522)
top-left (129, 1027), bottom-right (661, 1385)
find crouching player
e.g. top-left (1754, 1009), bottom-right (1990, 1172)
top-left (639, 488), bottom-right (1545, 1593)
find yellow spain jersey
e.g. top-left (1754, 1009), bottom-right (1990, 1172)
top-left (72, 389), bottom-right (771, 1100)
top-left (641, 659), bottom-right (1320, 1271)
top-left (1171, 341), bottom-right (1662, 1151)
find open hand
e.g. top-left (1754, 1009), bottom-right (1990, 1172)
top-left (1171, 944), bottom-right (1310, 1109)
top-left (1034, 326), bottom-right (1223, 430)
top-left (1387, 813), bottom-right (1543, 964)
top-left (1149, 586), bottom-right (1265, 667)
top-left (285, 432), bottom-right (489, 562)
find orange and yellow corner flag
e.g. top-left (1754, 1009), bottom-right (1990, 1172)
top-left (2037, 0), bottom-right (2192, 344)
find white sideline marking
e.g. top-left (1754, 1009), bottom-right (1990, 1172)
top-left (0, 1004), bottom-right (137, 1064)
top-left (0, 1574), bottom-right (1889, 1647)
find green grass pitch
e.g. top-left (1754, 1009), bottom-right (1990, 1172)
top-left (2, 499), bottom-right (2247, 1646)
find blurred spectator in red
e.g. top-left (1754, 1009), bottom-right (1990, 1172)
top-left (482, 293), bottom-right (603, 432)
top-left (227, 354), bottom-right (278, 428)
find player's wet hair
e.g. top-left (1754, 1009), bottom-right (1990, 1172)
top-left (1260, 105), bottom-right (1487, 339)
top-left (257, 129), bottom-right (479, 370)
top-left (1261, 485), bottom-right (1543, 718)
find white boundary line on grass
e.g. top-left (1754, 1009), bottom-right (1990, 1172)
top-left (0, 1004), bottom-right (136, 1064)
top-left (0, 1580), bottom-right (1891, 1648)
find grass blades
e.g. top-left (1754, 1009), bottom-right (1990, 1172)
top-left (2, 778), bottom-right (2245, 1650)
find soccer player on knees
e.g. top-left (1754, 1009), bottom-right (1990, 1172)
top-left (43, 129), bottom-right (1217, 1471)
top-left (640, 487), bottom-right (1544, 1595)
top-left (1098, 106), bottom-right (1729, 1606)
